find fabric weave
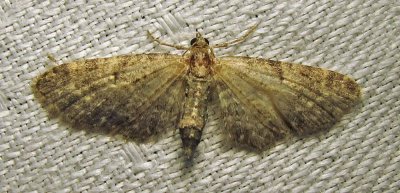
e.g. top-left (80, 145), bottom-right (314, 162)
top-left (1, 0), bottom-right (399, 192)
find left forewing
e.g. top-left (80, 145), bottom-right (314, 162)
top-left (32, 54), bottom-right (187, 142)
top-left (214, 56), bottom-right (361, 150)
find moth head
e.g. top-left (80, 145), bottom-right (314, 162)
top-left (190, 32), bottom-right (209, 47)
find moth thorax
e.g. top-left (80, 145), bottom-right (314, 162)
top-left (189, 49), bottom-right (213, 78)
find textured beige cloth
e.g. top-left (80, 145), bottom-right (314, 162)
top-left (1, 0), bottom-right (399, 192)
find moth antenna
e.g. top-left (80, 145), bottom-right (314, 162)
top-left (211, 22), bottom-right (259, 48)
top-left (147, 30), bottom-right (189, 50)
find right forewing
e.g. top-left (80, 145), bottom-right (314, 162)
top-left (214, 56), bottom-right (361, 150)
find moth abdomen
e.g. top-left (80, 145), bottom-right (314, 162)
top-left (179, 127), bottom-right (203, 159)
top-left (178, 77), bottom-right (211, 158)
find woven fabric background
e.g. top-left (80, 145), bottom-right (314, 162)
top-left (1, 0), bottom-right (399, 192)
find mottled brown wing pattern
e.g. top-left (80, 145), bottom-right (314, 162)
top-left (214, 57), bottom-right (361, 150)
top-left (32, 54), bottom-right (187, 142)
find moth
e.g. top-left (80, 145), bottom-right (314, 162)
top-left (32, 24), bottom-right (361, 159)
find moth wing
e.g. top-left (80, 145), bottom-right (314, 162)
top-left (32, 54), bottom-right (187, 142)
top-left (214, 56), bottom-right (361, 150)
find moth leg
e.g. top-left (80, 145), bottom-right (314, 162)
top-left (45, 53), bottom-right (59, 68)
top-left (147, 31), bottom-right (189, 50)
top-left (211, 23), bottom-right (259, 48)
top-left (47, 54), bottom-right (57, 63)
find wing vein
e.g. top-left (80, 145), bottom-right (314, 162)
top-left (215, 72), bottom-right (286, 137)
top-left (47, 60), bottom-right (181, 113)
top-left (224, 64), bottom-right (337, 120)
top-left (109, 66), bottom-right (186, 135)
